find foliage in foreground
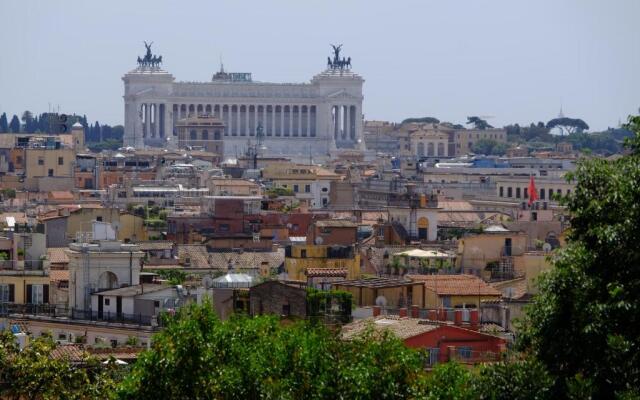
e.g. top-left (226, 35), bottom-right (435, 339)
top-left (518, 115), bottom-right (640, 398)
top-left (0, 331), bottom-right (121, 399)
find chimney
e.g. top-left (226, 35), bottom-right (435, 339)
top-left (428, 309), bottom-right (438, 321)
top-left (454, 309), bottom-right (463, 326)
top-left (411, 305), bottom-right (419, 318)
top-left (470, 309), bottom-right (479, 330)
top-left (372, 306), bottom-right (381, 317)
top-left (438, 308), bottom-right (447, 321)
top-left (399, 307), bottom-right (408, 318)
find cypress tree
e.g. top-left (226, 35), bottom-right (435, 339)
top-left (9, 115), bottom-right (20, 132)
top-left (0, 113), bottom-right (8, 132)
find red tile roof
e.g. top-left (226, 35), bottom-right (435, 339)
top-left (407, 274), bottom-right (501, 296)
top-left (47, 248), bottom-right (69, 264)
top-left (49, 269), bottom-right (69, 282)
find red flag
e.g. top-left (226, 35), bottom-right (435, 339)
top-left (528, 175), bottom-right (538, 206)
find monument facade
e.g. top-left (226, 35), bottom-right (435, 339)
top-left (123, 43), bottom-right (364, 160)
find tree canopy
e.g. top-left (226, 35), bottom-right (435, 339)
top-left (466, 116), bottom-right (493, 130)
top-left (546, 117), bottom-right (589, 136)
top-left (471, 138), bottom-right (508, 156)
top-left (401, 117), bottom-right (440, 124)
top-left (518, 115), bottom-right (640, 398)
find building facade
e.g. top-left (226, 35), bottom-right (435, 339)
top-left (123, 46), bottom-right (364, 160)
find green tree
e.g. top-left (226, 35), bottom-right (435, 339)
top-left (473, 358), bottom-right (555, 400)
top-left (466, 116), bottom-right (493, 130)
top-left (9, 114), bottom-right (20, 132)
top-left (21, 110), bottom-right (36, 133)
top-left (118, 301), bottom-right (427, 399)
top-left (546, 117), bottom-right (589, 136)
top-left (471, 138), bottom-right (507, 155)
top-left (402, 116), bottom-right (440, 124)
top-left (518, 115), bottom-right (640, 397)
top-left (0, 331), bottom-right (117, 399)
top-left (0, 112), bottom-right (8, 132)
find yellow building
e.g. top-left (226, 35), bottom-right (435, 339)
top-left (25, 147), bottom-right (75, 180)
top-left (65, 206), bottom-right (146, 243)
top-left (457, 227), bottom-right (528, 275)
top-left (0, 272), bottom-right (51, 304)
top-left (285, 244), bottom-right (360, 281)
top-left (262, 162), bottom-right (342, 208)
top-left (332, 277), bottom-right (425, 308)
top-left (407, 274), bottom-right (502, 308)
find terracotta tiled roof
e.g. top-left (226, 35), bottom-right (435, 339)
top-left (315, 219), bottom-right (357, 228)
top-left (490, 277), bottom-right (528, 299)
top-left (47, 248), bottom-right (69, 264)
top-left (341, 315), bottom-right (438, 340)
top-left (176, 244), bottom-right (210, 268)
top-left (50, 344), bottom-right (144, 362)
top-left (407, 274), bottom-right (502, 296)
top-left (49, 269), bottom-right (69, 282)
top-left (305, 268), bottom-right (348, 278)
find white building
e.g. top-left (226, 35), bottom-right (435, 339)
top-left (67, 224), bottom-right (144, 311)
top-left (122, 45), bottom-right (365, 161)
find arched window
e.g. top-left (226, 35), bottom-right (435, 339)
top-left (437, 142), bottom-right (445, 156)
top-left (417, 142), bottom-right (425, 157)
top-left (98, 271), bottom-right (118, 290)
top-left (190, 130), bottom-right (197, 140)
top-left (427, 142), bottom-right (435, 156)
top-left (202, 130), bottom-right (208, 140)
top-left (214, 130), bottom-right (221, 140)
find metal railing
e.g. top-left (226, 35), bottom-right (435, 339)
top-left (0, 302), bottom-right (161, 327)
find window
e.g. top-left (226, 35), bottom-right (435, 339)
top-left (540, 188), bottom-right (545, 200)
top-left (29, 284), bottom-right (45, 304)
top-left (457, 346), bottom-right (472, 359)
top-left (499, 186), bottom-right (504, 197)
top-left (96, 216), bottom-right (103, 222)
top-left (507, 187), bottom-right (512, 198)
top-left (58, 333), bottom-right (66, 340)
top-left (38, 157), bottom-right (44, 165)
top-left (516, 188), bottom-right (521, 199)
top-left (16, 156), bottom-right (22, 164)
top-left (0, 284), bottom-right (14, 302)
top-left (282, 304), bottom-right (291, 316)
top-left (548, 189), bottom-right (554, 198)
top-left (110, 339), bottom-right (118, 348)
top-left (322, 198), bottom-right (328, 206)
top-left (48, 169), bottom-right (53, 177)
top-left (190, 130), bottom-right (197, 140)
top-left (524, 188), bottom-right (528, 198)
top-left (219, 224), bottom-right (230, 232)
top-left (293, 184), bottom-right (299, 193)
top-left (58, 157), bottom-right (63, 165)
top-left (304, 184), bottom-right (311, 193)
top-left (201, 130), bottom-right (208, 140)
top-left (321, 187), bottom-right (328, 192)
top-left (154, 300), bottom-right (160, 308)
top-left (300, 249), bottom-right (307, 258)
top-left (104, 298), bottom-right (110, 306)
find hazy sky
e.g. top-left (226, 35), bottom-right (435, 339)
top-left (1, 0), bottom-right (639, 130)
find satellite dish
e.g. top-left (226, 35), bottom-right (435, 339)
top-left (542, 243), bottom-right (552, 252)
top-left (202, 275), bottom-right (213, 289)
top-left (315, 236), bottom-right (324, 245)
top-left (375, 296), bottom-right (388, 307)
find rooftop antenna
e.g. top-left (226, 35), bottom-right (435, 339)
top-left (219, 54), bottom-right (224, 73)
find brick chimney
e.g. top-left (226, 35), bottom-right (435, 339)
top-left (399, 307), bottom-right (408, 318)
top-left (411, 305), bottom-right (419, 318)
top-left (438, 308), bottom-right (447, 321)
top-left (428, 309), bottom-right (438, 321)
